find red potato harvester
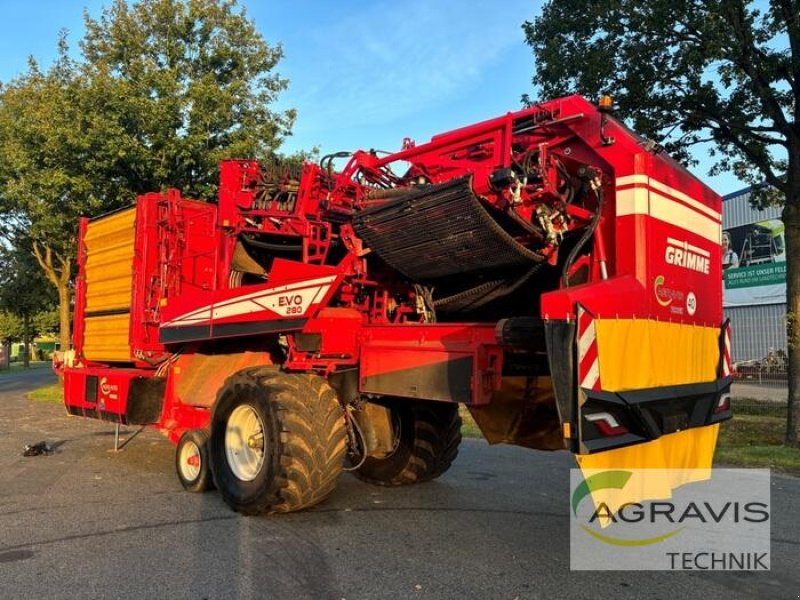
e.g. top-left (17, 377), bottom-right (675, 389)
top-left (59, 95), bottom-right (731, 514)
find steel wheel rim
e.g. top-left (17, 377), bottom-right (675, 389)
top-left (179, 439), bottom-right (201, 482)
top-left (225, 405), bottom-right (266, 481)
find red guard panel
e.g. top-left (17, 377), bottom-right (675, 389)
top-left (359, 324), bottom-right (500, 405)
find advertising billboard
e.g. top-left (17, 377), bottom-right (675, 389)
top-left (723, 218), bottom-right (786, 307)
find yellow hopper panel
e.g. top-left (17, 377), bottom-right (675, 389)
top-left (82, 208), bottom-right (136, 362)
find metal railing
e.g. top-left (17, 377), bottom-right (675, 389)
top-left (731, 359), bottom-right (788, 418)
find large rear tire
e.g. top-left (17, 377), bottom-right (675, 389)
top-left (353, 400), bottom-right (462, 486)
top-left (209, 368), bottom-right (347, 514)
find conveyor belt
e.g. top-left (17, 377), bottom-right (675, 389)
top-left (353, 177), bottom-right (542, 282)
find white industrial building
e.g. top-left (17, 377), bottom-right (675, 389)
top-left (722, 186), bottom-right (787, 363)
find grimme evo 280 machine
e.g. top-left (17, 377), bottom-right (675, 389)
top-left (60, 95), bottom-right (732, 514)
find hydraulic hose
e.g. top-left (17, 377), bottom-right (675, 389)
top-left (561, 182), bottom-right (604, 288)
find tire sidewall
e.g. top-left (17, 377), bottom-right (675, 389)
top-left (209, 375), bottom-right (283, 512)
top-left (176, 429), bottom-right (212, 493)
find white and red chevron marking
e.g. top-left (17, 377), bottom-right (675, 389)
top-left (722, 322), bottom-right (732, 377)
top-left (577, 306), bottom-right (601, 391)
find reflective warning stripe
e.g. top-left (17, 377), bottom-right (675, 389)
top-left (577, 305), bottom-right (601, 391)
top-left (722, 323), bottom-right (732, 377)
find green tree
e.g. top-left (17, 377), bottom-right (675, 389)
top-left (0, 310), bottom-right (22, 370)
top-left (0, 47), bottom-right (93, 355)
top-left (0, 0), bottom-right (295, 352)
top-left (80, 0), bottom-right (295, 199)
top-left (524, 0), bottom-right (800, 446)
top-left (0, 312), bottom-right (24, 343)
top-left (32, 309), bottom-right (61, 338)
top-left (0, 240), bottom-right (58, 366)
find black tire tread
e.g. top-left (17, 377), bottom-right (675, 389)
top-left (211, 367), bottom-right (346, 514)
top-left (354, 401), bottom-right (462, 487)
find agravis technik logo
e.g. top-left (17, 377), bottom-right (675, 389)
top-left (571, 470), bottom-right (683, 546)
top-left (570, 468), bottom-right (771, 571)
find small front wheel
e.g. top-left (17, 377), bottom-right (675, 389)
top-left (176, 430), bottom-right (213, 493)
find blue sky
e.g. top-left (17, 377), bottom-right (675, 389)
top-left (0, 0), bottom-right (745, 195)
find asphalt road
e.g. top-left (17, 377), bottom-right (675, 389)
top-left (1, 369), bottom-right (798, 600)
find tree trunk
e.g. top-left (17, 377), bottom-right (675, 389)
top-left (32, 242), bottom-right (72, 353)
top-left (783, 124), bottom-right (800, 447)
top-left (22, 313), bottom-right (30, 369)
top-left (783, 184), bottom-right (800, 447)
top-left (57, 283), bottom-right (71, 353)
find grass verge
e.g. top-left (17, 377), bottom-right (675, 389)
top-left (716, 413), bottom-right (800, 473)
top-left (730, 397), bottom-right (787, 419)
top-left (459, 406), bottom-right (482, 439)
top-left (28, 383), bottom-right (64, 404)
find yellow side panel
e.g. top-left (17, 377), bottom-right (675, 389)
top-left (83, 208), bottom-right (136, 362)
top-left (594, 320), bottom-right (718, 391)
top-left (84, 208), bottom-right (136, 313)
top-left (83, 314), bottom-right (132, 362)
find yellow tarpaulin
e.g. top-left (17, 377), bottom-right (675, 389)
top-left (594, 319), bottom-right (719, 391)
top-left (577, 318), bottom-right (722, 520)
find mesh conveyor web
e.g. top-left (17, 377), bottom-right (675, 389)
top-left (352, 176), bottom-right (543, 282)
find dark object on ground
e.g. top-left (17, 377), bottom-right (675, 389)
top-left (23, 441), bottom-right (52, 457)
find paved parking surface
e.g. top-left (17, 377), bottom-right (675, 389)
top-left (1, 370), bottom-right (798, 599)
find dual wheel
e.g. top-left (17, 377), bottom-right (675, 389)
top-left (353, 400), bottom-right (462, 486)
top-left (174, 367), bottom-right (462, 514)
